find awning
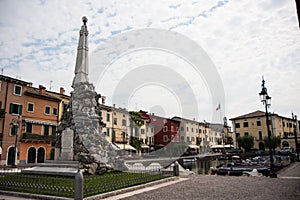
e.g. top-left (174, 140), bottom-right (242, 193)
top-left (188, 145), bottom-right (199, 149)
top-left (141, 144), bottom-right (150, 149)
top-left (114, 143), bottom-right (136, 151)
top-left (224, 144), bottom-right (234, 148)
top-left (24, 119), bottom-right (57, 126)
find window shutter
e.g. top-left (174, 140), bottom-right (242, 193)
top-left (19, 105), bottom-right (22, 115)
top-left (9, 103), bottom-right (13, 114)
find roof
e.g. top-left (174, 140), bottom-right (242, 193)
top-left (25, 88), bottom-right (61, 101)
top-left (0, 74), bottom-right (29, 85)
top-left (229, 110), bottom-right (282, 121)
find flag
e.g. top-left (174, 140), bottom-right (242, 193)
top-left (216, 104), bottom-right (220, 111)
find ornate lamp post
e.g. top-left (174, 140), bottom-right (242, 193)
top-left (292, 113), bottom-right (299, 161)
top-left (259, 78), bottom-right (277, 178)
top-left (9, 117), bottom-right (21, 167)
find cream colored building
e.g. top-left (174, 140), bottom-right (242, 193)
top-left (230, 110), bottom-right (300, 151)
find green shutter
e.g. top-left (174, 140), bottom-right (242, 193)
top-left (19, 105), bottom-right (22, 115)
top-left (9, 103), bottom-right (13, 114)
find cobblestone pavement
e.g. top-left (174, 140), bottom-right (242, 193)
top-left (119, 162), bottom-right (300, 200)
top-left (1, 163), bottom-right (300, 200)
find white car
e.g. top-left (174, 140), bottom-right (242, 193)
top-left (278, 147), bottom-right (293, 154)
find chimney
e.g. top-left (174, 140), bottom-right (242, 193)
top-left (102, 96), bottom-right (106, 105)
top-left (28, 82), bottom-right (33, 87)
top-left (113, 103), bottom-right (116, 108)
top-left (60, 87), bottom-right (65, 94)
top-left (39, 85), bottom-right (46, 94)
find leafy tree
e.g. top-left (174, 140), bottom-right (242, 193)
top-left (237, 135), bottom-right (254, 152)
top-left (130, 137), bottom-right (143, 152)
top-left (263, 135), bottom-right (281, 149)
top-left (129, 111), bottom-right (144, 127)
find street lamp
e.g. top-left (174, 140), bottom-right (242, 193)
top-left (9, 117), bottom-right (20, 167)
top-left (259, 78), bottom-right (277, 178)
top-left (292, 113), bottom-right (299, 161)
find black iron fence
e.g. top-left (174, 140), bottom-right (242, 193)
top-left (0, 164), bottom-right (175, 199)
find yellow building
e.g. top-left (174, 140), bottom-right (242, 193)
top-left (230, 110), bottom-right (300, 151)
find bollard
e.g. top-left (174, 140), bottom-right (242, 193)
top-left (74, 170), bottom-right (83, 200)
top-left (173, 161), bottom-right (179, 176)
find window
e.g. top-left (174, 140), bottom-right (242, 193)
top-left (122, 119), bottom-right (126, 126)
top-left (258, 131), bottom-right (262, 140)
top-left (244, 132), bottom-right (249, 136)
top-left (9, 103), bottom-right (22, 115)
top-left (186, 127), bottom-right (189, 132)
top-left (180, 136), bottom-right (185, 142)
top-left (235, 123), bottom-right (240, 128)
top-left (113, 118), bottom-right (117, 125)
top-left (191, 128), bottom-right (194, 132)
top-left (14, 85), bottom-right (22, 96)
top-left (243, 122), bottom-right (248, 127)
top-left (163, 126), bottom-right (167, 132)
top-left (236, 132), bottom-right (240, 138)
top-left (106, 128), bottom-right (110, 137)
top-left (141, 129), bottom-right (145, 134)
top-left (282, 122), bottom-right (285, 127)
top-left (26, 123), bottom-right (32, 133)
top-left (151, 128), bottom-right (154, 133)
top-left (257, 121), bottom-right (261, 126)
top-left (45, 106), bottom-right (50, 115)
top-left (187, 136), bottom-right (190, 142)
top-left (106, 113), bottom-right (110, 122)
top-left (52, 108), bottom-right (58, 116)
top-left (180, 127), bottom-right (184, 132)
top-left (10, 125), bottom-right (18, 136)
top-left (27, 103), bottom-right (34, 112)
top-left (191, 137), bottom-right (195, 141)
top-left (44, 125), bottom-right (49, 136)
top-left (163, 135), bottom-right (168, 142)
top-left (52, 126), bottom-right (57, 136)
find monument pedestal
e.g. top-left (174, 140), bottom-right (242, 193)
top-left (59, 128), bottom-right (74, 160)
top-left (21, 160), bottom-right (79, 176)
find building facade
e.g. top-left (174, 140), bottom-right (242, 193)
top-left (0, 75), bottom-right (68, 165)
top-left (230, 110), bottom-right (300, 151)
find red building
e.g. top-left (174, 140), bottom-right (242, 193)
top-left (141, 111), bottom-right (180, 149)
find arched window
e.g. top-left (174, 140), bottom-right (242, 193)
top-left (37, 147), bottom-right (45, 163)
top-left (27, 147), bottom-right (36, 163)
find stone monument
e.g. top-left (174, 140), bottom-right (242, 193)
top-left (57, 16), bottom-right (124, 174)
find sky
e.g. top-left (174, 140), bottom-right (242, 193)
top-left (0, 0), bottom-right (299, 125)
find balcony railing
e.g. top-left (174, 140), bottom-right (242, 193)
top-left (21, 133), bottom-right (56, 142)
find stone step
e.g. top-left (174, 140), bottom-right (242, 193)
top-left (21, 160), bottom-right (79, 176)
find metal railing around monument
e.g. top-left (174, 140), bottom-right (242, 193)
top-left (0, 165), bottom-right (74, 198)
top-left (0, 164), bottom-right (175, 199)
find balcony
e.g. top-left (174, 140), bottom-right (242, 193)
top-left (21, 133), bottom-right (56, 142)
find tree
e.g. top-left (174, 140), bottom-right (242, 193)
top-left (237, 135), bottom-right (254, 152)
top-left (129, 111), bottom-right (144, 127)
top-left (263, 135), bottom-right (281, 150)
top-left (130, 137), bottom-right (143, 153)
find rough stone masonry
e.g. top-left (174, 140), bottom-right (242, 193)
top-left (58, 16), bottom-right (124, 174)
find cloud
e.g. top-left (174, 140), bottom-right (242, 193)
top-left (0, 0), bottom-right (299, 123)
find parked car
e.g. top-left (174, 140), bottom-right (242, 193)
top-left (278, 147), bottom-right (293, 155)
top-left (228, 148), bottom-right (243, 154)
top-left (249, 148), bottom-right (264, 155)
